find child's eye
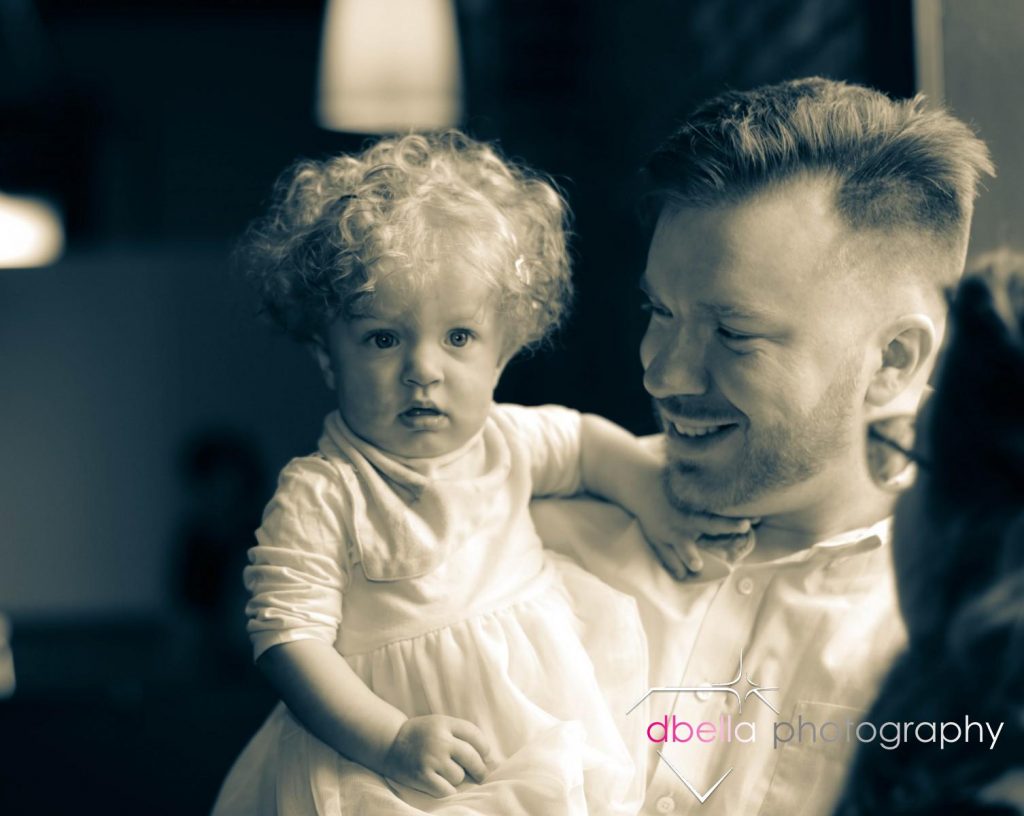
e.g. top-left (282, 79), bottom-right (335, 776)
top-left (448, 329), bottom-right (474, 347)
top-left (369, 331), bottom-right (399, 349)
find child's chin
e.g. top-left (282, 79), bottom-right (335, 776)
top-left (390, 431), bottom-right (466, 459)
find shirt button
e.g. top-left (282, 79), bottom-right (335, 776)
top-left (656, 794), bottom-right (676, 813)
top-left (695, 682), bottom-right (712, 701)
top-left (737, 576), bottom-right (755, 595)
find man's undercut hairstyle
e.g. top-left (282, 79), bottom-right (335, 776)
top-left (645, 78), bottom-right (994, 254)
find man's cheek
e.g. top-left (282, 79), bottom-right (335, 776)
top-left (727, 357), bottom-right (815, 419)
top-left (711, 366), bottom-right (768, 420)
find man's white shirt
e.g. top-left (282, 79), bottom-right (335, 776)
top-left (533, 496), bottom-right (906, 816)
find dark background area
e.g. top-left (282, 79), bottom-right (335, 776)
top-left (1, 1), bottom-right (920, 812)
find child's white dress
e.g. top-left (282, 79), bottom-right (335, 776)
top-left (211, 403), bottom-right (648, 815)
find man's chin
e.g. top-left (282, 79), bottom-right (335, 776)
top-left (665, 463), bottom-right (735, 515)
top-left (664, 460), bottom-right (769, 517)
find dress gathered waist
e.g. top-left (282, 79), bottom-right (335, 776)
top-left (337, 555), bottom-right (559, 656)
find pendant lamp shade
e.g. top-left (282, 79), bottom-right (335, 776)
top-left (316, 0), bottom-right (463, 133)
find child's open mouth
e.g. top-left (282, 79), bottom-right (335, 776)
top-left (403, 406), bottom-right (440, 416)
top-left (399, 405), bottom-right (447, 429)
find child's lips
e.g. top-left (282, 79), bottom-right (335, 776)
top-left (399, 405), bottom-right (448, 429)
top-left (402, 404), bottom-right (443, 417)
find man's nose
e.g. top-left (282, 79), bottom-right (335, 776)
top-left (641, 329), bottom-right (709, 399)
top-left (402, 342), bottom-right (444, 388)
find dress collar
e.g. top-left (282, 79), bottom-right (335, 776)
top-left (323, 410), bottom-right (489, 481)
top-left (317, 408), bottom-right (511, 581)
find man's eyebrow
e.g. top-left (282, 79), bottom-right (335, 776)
top-left (698, 301), bottom-right (771, 321)
top-left (696, 301), bottom-right (774, 323)
top-left (637, 279), bottom-right (769, 321)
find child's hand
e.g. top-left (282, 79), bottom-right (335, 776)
top-left (382, 715), bottom-right (491, 797)
top-left (637, 495), bottom-right (757, 579)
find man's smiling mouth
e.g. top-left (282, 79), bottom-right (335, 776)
top-left (671, 419), bottom-right (737, 440)
top-left (667, 420), bottom-right (740, 444)
top-left (672, 422), bottom-right (733, 437)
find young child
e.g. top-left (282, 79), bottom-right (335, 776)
top-left (211, 132), bottom-right (751, 815)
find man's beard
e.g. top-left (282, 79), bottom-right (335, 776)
top-left (662, 362), bottom-right (860, 514)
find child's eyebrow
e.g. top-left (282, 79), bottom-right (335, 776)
top-left (345, 307), bottom-right (394, 322)
top-left (449, 313), bottom-right (487, 325)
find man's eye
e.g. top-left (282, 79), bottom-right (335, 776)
top-left (448, 329), bottom-right (473, 347)
top-left (369, 331), bottom-right (398, 349)
top-left (717, 326), bottom-right (756, 344)
top-left (640, 301), bottom-right (672, 318)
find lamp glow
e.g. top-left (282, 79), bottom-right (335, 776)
top-left (0, 613), bottom-right (13, 698)
top-left (0, 192), bottom-right (64, 269)
top-left (316, 0), bottom-right (463, 133)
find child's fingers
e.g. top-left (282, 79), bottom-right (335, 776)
top-left (438, 758), bottom-right (468, 787)
top-left (688, 513), bottom-right (754, 536)
top-left (451, 740), bottom-right (489, 783)
top-left (425, 771), bottom-right (458, 798)
top-left (674, 540), bottom-right (703, 573)
top-left (449, 719), bottom-right (490, 761)
top-left (699, 531), bottom-right (757, 563)
top-left (726, 532), bottom-right (757, 562)
top-left (648, 537), bottom-right (692, 580)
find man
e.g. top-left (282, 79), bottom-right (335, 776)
top-left (534, 77), bottom-right (994, 814)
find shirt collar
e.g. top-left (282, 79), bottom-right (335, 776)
top-left (812, 516), bottom-right (892, 551)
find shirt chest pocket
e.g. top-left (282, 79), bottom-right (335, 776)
top-left (759, 701), bottom-right (866, 816)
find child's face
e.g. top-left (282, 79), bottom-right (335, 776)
top-left (316, 262), bottom-right (509, 459)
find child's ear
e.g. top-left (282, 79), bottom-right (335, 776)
top-left (865, 313), bottom-right (937, 415)
top-left (308, 341), bottom-right (336, 391)
top-left (493, 348), bottom-right (516, 387)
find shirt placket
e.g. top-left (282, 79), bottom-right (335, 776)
top-left (649, 565), bottom-right (769, 814)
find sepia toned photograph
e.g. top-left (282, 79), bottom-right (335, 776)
top-left (1, 1), bottom-right (1022, 813)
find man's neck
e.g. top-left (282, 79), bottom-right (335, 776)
top-left (739, 478), bottom-right (897, 563)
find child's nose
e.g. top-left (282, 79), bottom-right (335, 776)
top-left (402, 343), bottom-right (443, 388)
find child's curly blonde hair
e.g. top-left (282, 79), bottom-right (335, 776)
top-left (240, 131), bottom-right (572, 353)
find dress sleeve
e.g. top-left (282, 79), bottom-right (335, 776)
top-left (243, 455), bottom-right (350, 661)
top-left (495, 403), bottom-right (583, 498)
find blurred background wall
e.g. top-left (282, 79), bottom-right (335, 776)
top-left (0, 1), bottom-right (1016, 812)
top-left (0, 0), bottom-right (914, 619)
top-left (930, 0), bottom-right (1024, 254)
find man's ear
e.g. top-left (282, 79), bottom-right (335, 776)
top-left (865, 314), bottom-right (936, 414)
top-left (308, 341), bottom-right (336, 391)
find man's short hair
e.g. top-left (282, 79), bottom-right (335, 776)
top-left (645, 78), bottom-right (994, 258)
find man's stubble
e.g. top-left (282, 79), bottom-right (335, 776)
top-left (663, 356), bottom-right (862, 515)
